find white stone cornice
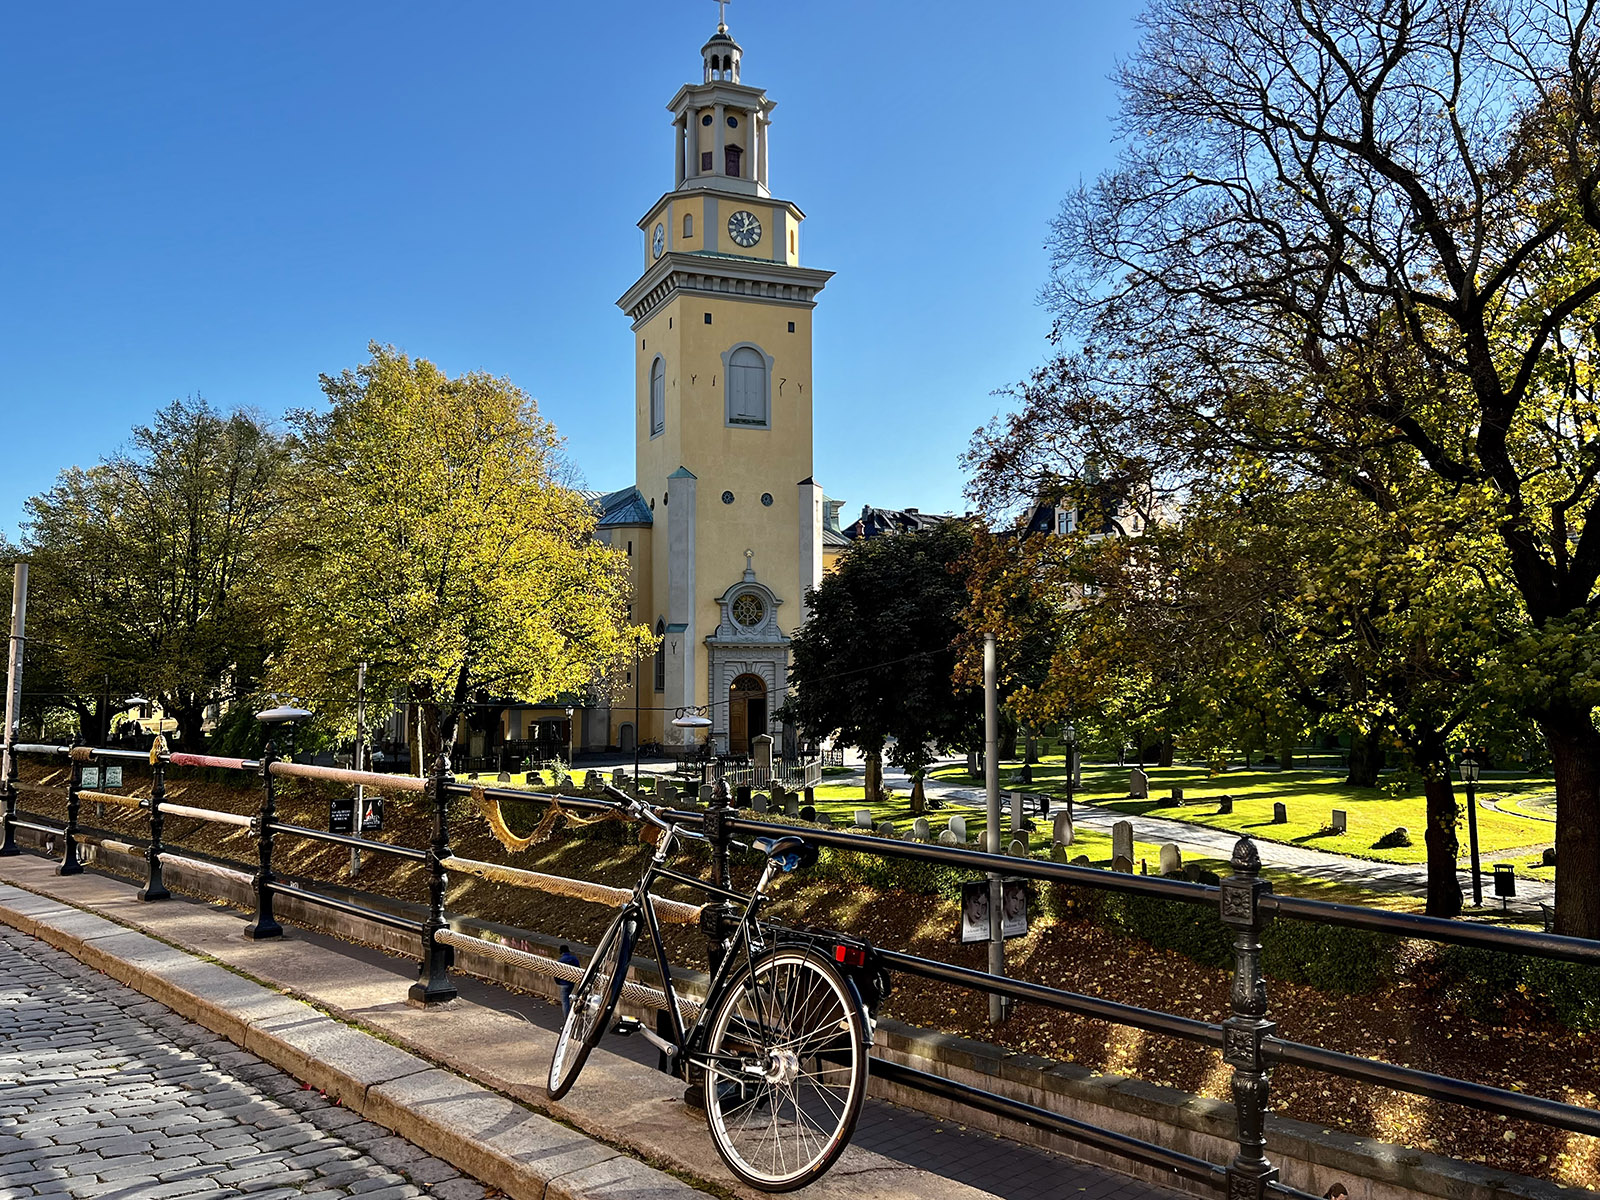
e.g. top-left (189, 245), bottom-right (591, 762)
top-left (636, 187), bottom-right (805, 230)
top-left (617, 253), bottom-right (834, 327)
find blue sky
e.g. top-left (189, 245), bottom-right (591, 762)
top-left (0, 2), bottom-right (1142, 538)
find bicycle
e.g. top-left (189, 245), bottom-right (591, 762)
top-left (546, 790), bottom-right (883, 1191)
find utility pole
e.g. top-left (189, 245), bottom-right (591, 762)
top-left (984, 632), bottom-right (1005, 1024)
top-left (1, 565), bottom-right (28, 857)
top-left (351, 662), bottom-right (367, 878)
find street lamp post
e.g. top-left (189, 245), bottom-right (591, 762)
top-left (1459, 750), bottom-right (1483, 908)
top-left (565, 705), bottom-right (575, 767)
top-left (1063, 721), bottom-right (1077, 821)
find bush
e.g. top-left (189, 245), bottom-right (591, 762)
top-left (1426, 945), bottom-right (1600, 1032)
top-left (811, 845), bottom-right (973, 901)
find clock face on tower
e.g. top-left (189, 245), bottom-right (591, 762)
top-left (652, 223), bottom-right (665, 259)
top-left (727, 210), bottom-right (762, 248)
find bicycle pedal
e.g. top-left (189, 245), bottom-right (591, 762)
top-left (612, 1016), bottom-right (643, 1037)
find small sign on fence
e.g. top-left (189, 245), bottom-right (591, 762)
top-left (329, 796), bottom-right (356, 835)
top-left (362, 795), bottom-right (384, 832)
top-left (81, 767), bottom-right (100, 789)
top-left (104, 766), bottom-right (123, 789)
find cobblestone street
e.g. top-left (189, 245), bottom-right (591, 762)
top-left (0, 927), bottom-right (490, 1200)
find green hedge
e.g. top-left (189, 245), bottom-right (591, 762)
top-left (1426, 945), bottom-right (1600, 1032)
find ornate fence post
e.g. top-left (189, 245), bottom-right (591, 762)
top-left (138, 753), bottom-right (170, 901)
top-left (243, 742), bottom-right (282, 939)
top-left (0, 740), bottom-right (18, 857)
top-left (1220, 837), bottom-right (1277, 1200)
top-left (59, 743), bottom-right (84, 876)
top-left (410, 749), bottom-right (458, 1005)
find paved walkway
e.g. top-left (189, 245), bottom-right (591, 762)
top-left (0, 925), bottom-right (490, 1200)
top-left (863, 762), bottom-right (1555, 919)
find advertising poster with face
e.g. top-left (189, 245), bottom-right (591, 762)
top-left (1001, 880), bottom-right (1028, 940)
top-left (960, 879), bottom-right (989, 945)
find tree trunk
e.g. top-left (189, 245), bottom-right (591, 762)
top-left (1157, 735), bottom-right (1173, 769)
top-left (1279, 742), bottom-right (1295, 771)
top-left (1541, 704), bottom-right (1600, 938)
top-left (1422, 774), bottom-right (1462, 919)
top-left (910, 770), bottom-right (926, 815)
top-left (864, 748), bottom-right (883, 805)
top-left (1346, 728), bottom-right (1383, 788)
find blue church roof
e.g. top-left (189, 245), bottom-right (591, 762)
top-left (583, 486), bottom-right (653, 528)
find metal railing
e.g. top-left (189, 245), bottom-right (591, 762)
top-left (3, 741), bottom-right (1597, 1199)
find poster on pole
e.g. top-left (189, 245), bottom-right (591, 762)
top-left (361, 795), bottom-right (384, 832)
top-left (329, 796), bottom-right (356, 835)
top-left (104, 766), bottom-right (123, 789)
top-left (81, 767), bottom-right (100, 789)
top-left (959, 880), bottom-right (990, 945)
top-left (1001, 879), bottom-right (1029, 940)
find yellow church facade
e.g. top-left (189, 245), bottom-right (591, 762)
top-left (582, 17), bottom-right (832, 757)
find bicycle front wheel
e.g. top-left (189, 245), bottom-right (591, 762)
top-left (701, 947), bottom-right (868, 1191)
top-left (547, 909), bottom-right (637, 1100)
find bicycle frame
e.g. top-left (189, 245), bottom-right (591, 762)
top-left (623, 818), bottom-right (789, 1076)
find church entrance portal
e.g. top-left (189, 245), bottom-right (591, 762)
top-left (728, 674), bottom-right (767, 755)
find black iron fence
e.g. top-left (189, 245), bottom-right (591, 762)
top-left (2, 739), bottom-right (1597, 1200)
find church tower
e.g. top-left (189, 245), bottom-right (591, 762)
top-left (614, 11), bottom-right (833, 753)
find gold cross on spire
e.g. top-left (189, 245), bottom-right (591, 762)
top-left (716, 0), bottom-right (729, 31)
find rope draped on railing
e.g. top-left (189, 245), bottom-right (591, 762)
top-left (439, 854), bottom-right (704, 925)
top-left (158, 802), bottom-right (253, 828)
top-left (434, 928), bottom-right (702, 1022)
top-left (470, 784), bottom-right (623, 853)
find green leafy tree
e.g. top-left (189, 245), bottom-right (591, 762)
top-left (787, 521), bottom-right (982, 811)
top-left (971, 0), bottom-right (1600, 934)
top-left (18, 398), bottom-right (286, 747)
top-left (270, 344), bottom-right (651, 766)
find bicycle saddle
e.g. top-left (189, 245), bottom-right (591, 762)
top-left (753, 835), bottom-right (819, 871)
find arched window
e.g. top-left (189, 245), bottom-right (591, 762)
top-left (654, 619), bottom-right (666, 692)
top-left (682, 212), bottom-right (693, 239)
top-left (724, 344), bottom-right (771, 427)
top-left (649, 356), bottom-right (665, 436)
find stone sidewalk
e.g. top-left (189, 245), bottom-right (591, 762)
top-left (0, 855), bottom-right (1188, 1200)
top-left (0, 925), bottom-right (488, 1200)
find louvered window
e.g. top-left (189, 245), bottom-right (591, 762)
top-left (726, 346), bottom-right (768, 427)
top-left (649, 357), bottom-right (665, 436)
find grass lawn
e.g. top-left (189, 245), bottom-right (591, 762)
top-left (927, 758), bottom-right (1559, 877)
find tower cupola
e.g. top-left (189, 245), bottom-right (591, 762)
top-left (703, 22), bottom-right (741, 83)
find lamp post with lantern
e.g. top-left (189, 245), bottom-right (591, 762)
top-left (1459, 749), bottom-right (1483, 908)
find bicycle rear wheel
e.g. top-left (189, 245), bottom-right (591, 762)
top-left (701, 946), bottom-right (867, 1191)
top-left (547, 909), bottom-right (637, 1100)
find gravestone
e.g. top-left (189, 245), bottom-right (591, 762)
top-left (785, 795), bottom-right (800, 818)
top-left (912, 817), bottom-right (932, 842)
top-left (1112, 820), bottom-right (1134, 864)
top-left (584, 770), bottom-right (603, 792)
top-left (1112, 854), bottom-right (1135, 874)
top-left (497, 769), bottom-right (512, 784)
top-left (1170, 787), bottom-right (1184, 804)
top-left (949, 815), bottom-right (969, 843)
top-left (1052, 810), bottom-right (1074, 847)
top-left (1009, 791), bottom-right (1025, 838)
top-left (878, 820), bottom-right (898, 839)
top-left (1129, 769), bottom-right (1149, 799)
top-left (800, 804), bottom-right (817, 823)
top-left (1159, 843), bottom-right (1183, 876)
top-left (660, 784), bottom-right (678, 806)
top-left (1273, 802), bottom-right (1288, 824)
top-left (854, 809), bottom-right (873, 829)
top-left (1008, 839), bottom-right (1027, 857)
top-left (1071, 854), bottom-right (1092, 867)
top-left (1330, 809), bottom-right (1347, 833)
top-left (1050, 845), bottom-right (1069, 863)
top-left (734, 784), bottom-right (752, 808)
top-left (804, 786), bottom-right (816, 806)
top-left (612, 769), bottom-right (627, 787)
top-left (938, 830), bottom-right (959, 846)
top-left (699, 783), bottom-right (716, 806)
top-left (1217, 794), bottom-right (1233, 814)
top-left (771, 784), bottom-right (787, 809)
top-left (753, 794), bottom-right (768, 814)
top-left (752, 734), bottom-right (774, 774)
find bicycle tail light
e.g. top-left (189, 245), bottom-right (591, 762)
top-left (833, 944), bottom-right (866, 968)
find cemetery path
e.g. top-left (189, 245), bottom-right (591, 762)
top-left (875, 764), bottom-right (1556, 919)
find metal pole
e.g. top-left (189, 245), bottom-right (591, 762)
top-left (352, 662), bottom-right (366, 878)
top-left (410, 746), bottom-right (458, 1004)
top-left (0, 564), bottom-right (27, 857)
top-left (1466, 779), bottom-right (1483, 907)
top-left (243, 743), bottom-right (283, 940)
top-left (139, 752), bottom-right (170, 901)
top-left (1220, 836), bottom-right (1278, 1200)
top-left (984, 633), bottom-right (1005, 1024)
top-left (633, 647), bottom-right (641, 787)
top-left (58, 743), bottom-right (84, 875)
